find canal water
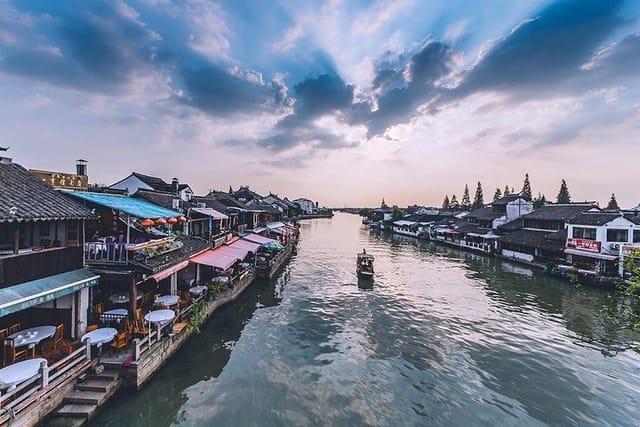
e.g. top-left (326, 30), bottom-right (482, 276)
top-left (91, 212), bottom-right (639, 426)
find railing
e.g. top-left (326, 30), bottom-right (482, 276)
top-left (133, 293), bottom-right (205, 361)
top-left (84, 242), bottom-right (128, 264)
top-left (0, 247), bottom-right (83, 288)
top-left (0, 341), bottom-right (92, 424)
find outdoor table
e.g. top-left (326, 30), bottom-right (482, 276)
top-left (8, 326), bottom-right (56, 354)
top-left (213, 276), bottom-right (230, 283)
top-left (188, 286), bottom-right (207, 296)
top-left (0, 358), bottom-right (47, 391)
top-left (109, 292), bottom-right (144, 304)
top-left (81, 327), bottom-right (117, 347)
top-left (144, 309), bottom-right (175, 325)
top-left (99, 308), bottom-right (128, 323)
top-left (154, 295), bottom-right (179, 307)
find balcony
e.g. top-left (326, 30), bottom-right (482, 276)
top-left (0, 246), bottom-right (83, 288)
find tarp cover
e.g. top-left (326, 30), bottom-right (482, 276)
top-left (0, 269), bottom-right (99, 316)
top-left (65, 191), bottom-right (181, 219)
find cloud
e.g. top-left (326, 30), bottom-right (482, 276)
top-left (274, 24), bottom-right (303, 52)
top-left (0, 0), bottom-right (160, 94)
top-left (457, 0), bottom-right (625, 96)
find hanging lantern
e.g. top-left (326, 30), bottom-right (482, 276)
top-left (140, 218), bottom-right (154, 227)
top-left (167, 217), bottom-right (178, 225)
top-left (177, 216), bottom-right (187, 223)
top-left (156, 218), bottom-right (167, 226)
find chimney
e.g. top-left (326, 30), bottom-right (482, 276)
top-left (172, 177), bottom-right (179, 194)
top-left (76, 159), bottom-right (87, 176)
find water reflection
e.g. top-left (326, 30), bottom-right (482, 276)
top-left (93, 213), bottom-right (639, 427)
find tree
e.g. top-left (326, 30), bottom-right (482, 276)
top-left (228, 185), bottom-right (233, 194)
top-left (606, 193), bottom-right (620, 210)
top-left (442, 195), bottom-right (450, 210)
top-left (391, 205), bottom-right (405, 221)
top-left (504, 185), bottom-right (510, 196)
top-left (461, 184), bottom-right (471, 209)
top-left (381, 198), bottom-right (388, 208)
top-left (556, 179), bottom-right (571, 203)
top-left (493, 188), bottom-right (502, 201)
top-left (521, 173), bottom-right (532, 201)
top-left (533, 193), bottom-right (547, 209)
top-left (472, 181), bottom-right (484, 209)
top-left (358, 208), bottom-right (373, 218)
top-left (450, 194), bottom-right (459, 209)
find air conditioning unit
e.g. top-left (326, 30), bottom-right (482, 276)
top-left (609, 243), bottom-right (620, 251)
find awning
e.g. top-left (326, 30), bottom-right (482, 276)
top-left (266, 222), bottom-right (286, 229)
top-left (565, 248), bottom-right (618, 261)
top-left (191, 207), bottom-right (229, 220)
top-left (64, 191), bottom-right (181, 219)
top-left (215, 245), bottom-right (251, 261)
top-left (393, 220), bottom-right (415, 226)
top-left (252, 227), bottom-right (267, 234)
top-left (228, 239), bottom-right (261, 253)
top-left (190, 250), bottom-right (238, 270)
top-left (0, 269), bottom-right (99, 317)
top-left (150, 260), bottom-right (189, 282)
top-left (242, 233), bottom-right (276, 244)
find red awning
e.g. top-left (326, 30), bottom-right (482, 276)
top-left (190, 250), bottom-right (238, 270)
top-left (242, 233), bottom-right (276, 244)
top-left (228, 239), bottom-right (261, 253)
top-left (151, 260), bottom-right (189, 281)
top-left (564, 248), bottom-right (618, 261)
top-left (215, 245), bottom-right (250, 260)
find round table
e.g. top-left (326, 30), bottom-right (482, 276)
top-left (100, 308), bottom-right (128, 324)
top-left (155, 295), bottom-right (179, 307)
top-left (0, 358), bottom-right (47, 390)
top-left (8, 326), bottom-right (56, 348)
top-left (144, 309), bottom-right (175, 325)
top-left (81, 327), bottom-right (118, 347)
top-left (188, 286), bottom-right (207, 296)
top-left (109, 292), bottom-right (144, 304)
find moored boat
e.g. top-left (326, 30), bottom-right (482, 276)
top-left (357, 249), bottom-right (374, 279)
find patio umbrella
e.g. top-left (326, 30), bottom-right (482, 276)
top-left (262, 241), bottom-right (285, 251)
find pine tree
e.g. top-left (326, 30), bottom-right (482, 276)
top-left (461, 184), bottom-right (471, 209)
top-left (381, 198), bottom-right (387, 208)
top-left (228, 185), bottom-right (233, 194)
top-left (606, 193), bottom-right (620, 210)
top-left (521, 173), bottom-right (532, 201)
top-left (533, 192), bottom-right (547, 209)
top-left (450, 194), bottom-right (459, 209)
top-left (493, 188), bottom-right (502, 201)
top-left (511, 186), bottom-right (515, 195)
top-left (504, 185), bottom-right (510, 196)
top-left (556, 179), bottom-right (571, 203)
top-left (442, 195), bottom-right (450, 210)
top-left (472, 181), bottom-right (484, 208)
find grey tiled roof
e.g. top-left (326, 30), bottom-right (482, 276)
top-left (133, 189), bottom-right (179, 210)
top-left (0, 161), bottom-right (95, 223)
top-left (467, 206), bottom-right (502, 221)
top-left (524, 204), bottom-right (597, 221)
top-left (135, 236), bottom-right (210, 273)
top-left (566, 212), bottom-right (627, 226)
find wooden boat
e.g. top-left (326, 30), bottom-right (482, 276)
top-left (357, 250), bottom-right (374, 279)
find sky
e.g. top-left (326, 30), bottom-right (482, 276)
top-left (1, 0), bottom-right (639, 208)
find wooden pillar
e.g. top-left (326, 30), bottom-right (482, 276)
top-left (130, 277), bottom-right (138, 315)
top-left (13, 222), bottom-right (20, 254)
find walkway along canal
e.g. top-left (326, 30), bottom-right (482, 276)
top-left (89, 212), bottom-right (639, 426)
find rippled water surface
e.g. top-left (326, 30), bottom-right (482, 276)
top-left (92, 213), bottom-right (640, 426)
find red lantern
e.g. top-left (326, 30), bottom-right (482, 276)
top-left (177, 216), bottom-right (187, 223)
top-left (140, 218), bottom-right (154, 227)
top-left (167, 217), bottom-right (178, 225)
top-left (156, 218), bottom-right (167, 226)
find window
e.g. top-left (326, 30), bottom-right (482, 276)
top-left (606, 228), bottom-right (628, 242)
top-left (572, 227), bottom-right (596, 240)
top-left (634, 230), bottom-right (640, 243)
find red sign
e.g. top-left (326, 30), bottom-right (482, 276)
top-left (566, 238), bottom-right (601, 252)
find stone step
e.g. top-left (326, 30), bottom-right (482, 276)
top-left (75, 379), bottom-right (113, 393)
top-left (85, 372), bottom-right (119, 382)
top-left (64, 390), bottom-right (105, 405)
top-left (44, 415), bottom-right (87, 427)
top-left (53, 403), bottom-right (97, 417)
